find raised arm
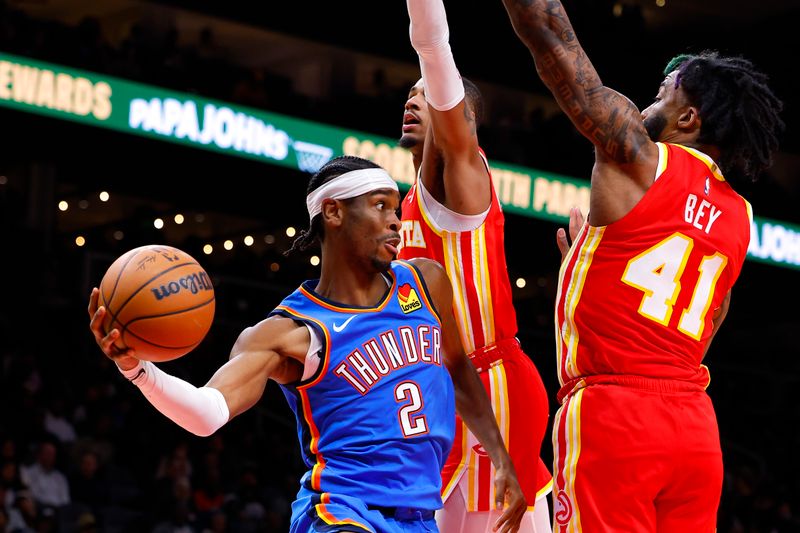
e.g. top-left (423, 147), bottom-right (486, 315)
top-left (407, 0), bottom-right (491, 215)
top-left (500, 0), bottom-right (655, 165)
top-left (411, 258), bottom-right (525, 531)
top-left (499, 0), bottom-right (661, 224)
top-left (88, 287), bottom-right (303, 436)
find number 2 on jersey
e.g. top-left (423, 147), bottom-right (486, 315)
top-left (395, 381), bottom-right (428, 437)
top-left (621, 232), bottom-right (728, 340)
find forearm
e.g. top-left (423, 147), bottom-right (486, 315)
top-left (501, 0), bottom-right (563, 54)
top-left (407, 0), bottom-right (464, 112)
top-left (450, 357), bottom-right (510, 469)
top-left (501, 0), bottom-right (595, 95)
top-left (119, 360), bottom-right (230, 436)
top-left (501, 0), bottom-right (647, 164)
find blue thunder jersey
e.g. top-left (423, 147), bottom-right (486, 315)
top-left (270, 260), bottom-right (455, 511)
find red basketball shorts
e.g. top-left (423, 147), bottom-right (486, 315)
top-left (441, 338), bottom-right (552, 511)
top-left (553, 376), bottom-right (723, 532)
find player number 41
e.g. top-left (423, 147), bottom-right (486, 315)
top-left (621, 232), bottom-right (728, 340)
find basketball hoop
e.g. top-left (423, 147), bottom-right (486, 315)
top-left (293, 141), bottom-right (334, 173)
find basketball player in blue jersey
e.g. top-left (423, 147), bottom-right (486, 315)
top-left (88, 155), bottom-right (526, 533)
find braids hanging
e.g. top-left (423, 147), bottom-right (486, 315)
top-left (665, 51), bottom-right (784, 183)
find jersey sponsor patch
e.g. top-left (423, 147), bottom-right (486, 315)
top-left (398, 283), bottom-right (422, 314)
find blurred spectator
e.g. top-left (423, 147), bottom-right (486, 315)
top-left (156, 442), bottom-right (194, 481)
top-left (74, 16), bottom-right (112, 71)
top-left (43, 396), bottom-right (77, 444)
top-left (68, 451), bottom-right (108, 512)
top-left (193, 466), bottom-right (226, 521)
top-left (1, 437), bottom-right (18, 462)
top-left (152, 501), bottom-right (197, 533)
top-left (0, 505), bottom-right (8, 532)
top-left (232, 68), bottom-right (270, 108)
top-left (19, 441), bottom-right (70, 509)
top-left (75, 511), bottom-right (98, 533)
top-left (7, 490), bottom-right (37, 533)
top-left (201, 510), bottom-right (227, 533)
top-left (195, 26), bottom-right (226, 63)
top-left (1, 459), bottom-right (27, 509)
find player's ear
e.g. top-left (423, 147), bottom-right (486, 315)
top-left (677, 106), bottom-right (701, 133)
top-left (321, 199), bottom-right (344, 228)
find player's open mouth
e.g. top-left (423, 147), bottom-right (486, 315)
top-left (384, 237), bottom-right (400, 255)
top-left (402, 112), bottom-right (420, 132)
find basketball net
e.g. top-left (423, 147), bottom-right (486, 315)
top-left (293, 141), bottom-right (334, 173)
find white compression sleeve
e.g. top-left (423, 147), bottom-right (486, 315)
top-left (119, 360), bottom-right (230, 437)
top-left (408, 0), bottom-right (465, 111)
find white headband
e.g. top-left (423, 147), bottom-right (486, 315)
top-left (306, 168), bottom-right (399, 222)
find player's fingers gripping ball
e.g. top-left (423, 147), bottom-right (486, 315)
top-left (98, 245), bottom-right (215, 361)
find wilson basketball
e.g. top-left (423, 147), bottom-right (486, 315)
top-left (98, 245), bottom-right (215, 362)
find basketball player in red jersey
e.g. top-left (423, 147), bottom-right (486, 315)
top-left (498, 0), bottom-right (784, 530)
top-left (398, 1), bottom-right (553, 531)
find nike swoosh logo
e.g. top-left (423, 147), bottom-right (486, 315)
top-left (332, 315), bottom-right (356, 332)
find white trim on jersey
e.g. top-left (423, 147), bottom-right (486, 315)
top-left (418, 177), bottom-right (490, 232)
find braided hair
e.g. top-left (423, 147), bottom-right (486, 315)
top-left (284, 156), bottom-right (383, 256)
top-left (665, 51), bottom-right (784, 183)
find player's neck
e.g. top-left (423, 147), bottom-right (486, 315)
top-left (316, 262), bottom-right (391, 308)
top-left (412, 152), bottom-right (423, 174)
top-left (673, 139), bottom-right (722, 163)
top-left (662, 132), bottom-right (721, 163)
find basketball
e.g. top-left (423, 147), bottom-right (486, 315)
top-left (98, 245), bottom-right (216, 362)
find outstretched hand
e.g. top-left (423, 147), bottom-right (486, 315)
top-left (556, 207), bottom-right (585, 263)
top-left (492, 462), bottom-right (526, 532)
top-left (88, 288), bottom-right (139, 370)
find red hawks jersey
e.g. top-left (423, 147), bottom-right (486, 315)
top-left (398, 155), bottom-right (518, 354)
top-left (556, 143), bottom-right (753, 390)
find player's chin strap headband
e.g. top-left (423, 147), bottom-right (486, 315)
top-left (306, 168), bottom-right (398, 222)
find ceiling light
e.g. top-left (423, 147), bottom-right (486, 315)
top-left (224, 240), bottom-right (234, 250)
top-left (286, 227), bottom-right (296, 238)
top-left (244, 235), bottom-right (254, 246)
top-left (75, 236), bottom-right (86, 247)
top-left (99, 191), bottom-right (110, 202)
top-left (310, 255), bottom-right (320, 266)
top-left (58, 201), bottom-right (69, 211)
top-left (203, 244), bottom-right (213, 255)
top-left (154, 218), bottom-right (164, 229)
top-left (174, 214), bottom-right (185, 225)
top-left (515, 278), bottom-right (527, 288)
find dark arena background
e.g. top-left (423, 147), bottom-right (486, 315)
top-left (1, 0), bottom-right (799, 531)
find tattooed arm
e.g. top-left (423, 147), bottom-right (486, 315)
top-left (408, 0), bottom-right (491, 216)
top-left (500, 0), bottom-right (659, 224)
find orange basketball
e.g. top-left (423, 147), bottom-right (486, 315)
top-left (98, 245), bottom-right (215, 362)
